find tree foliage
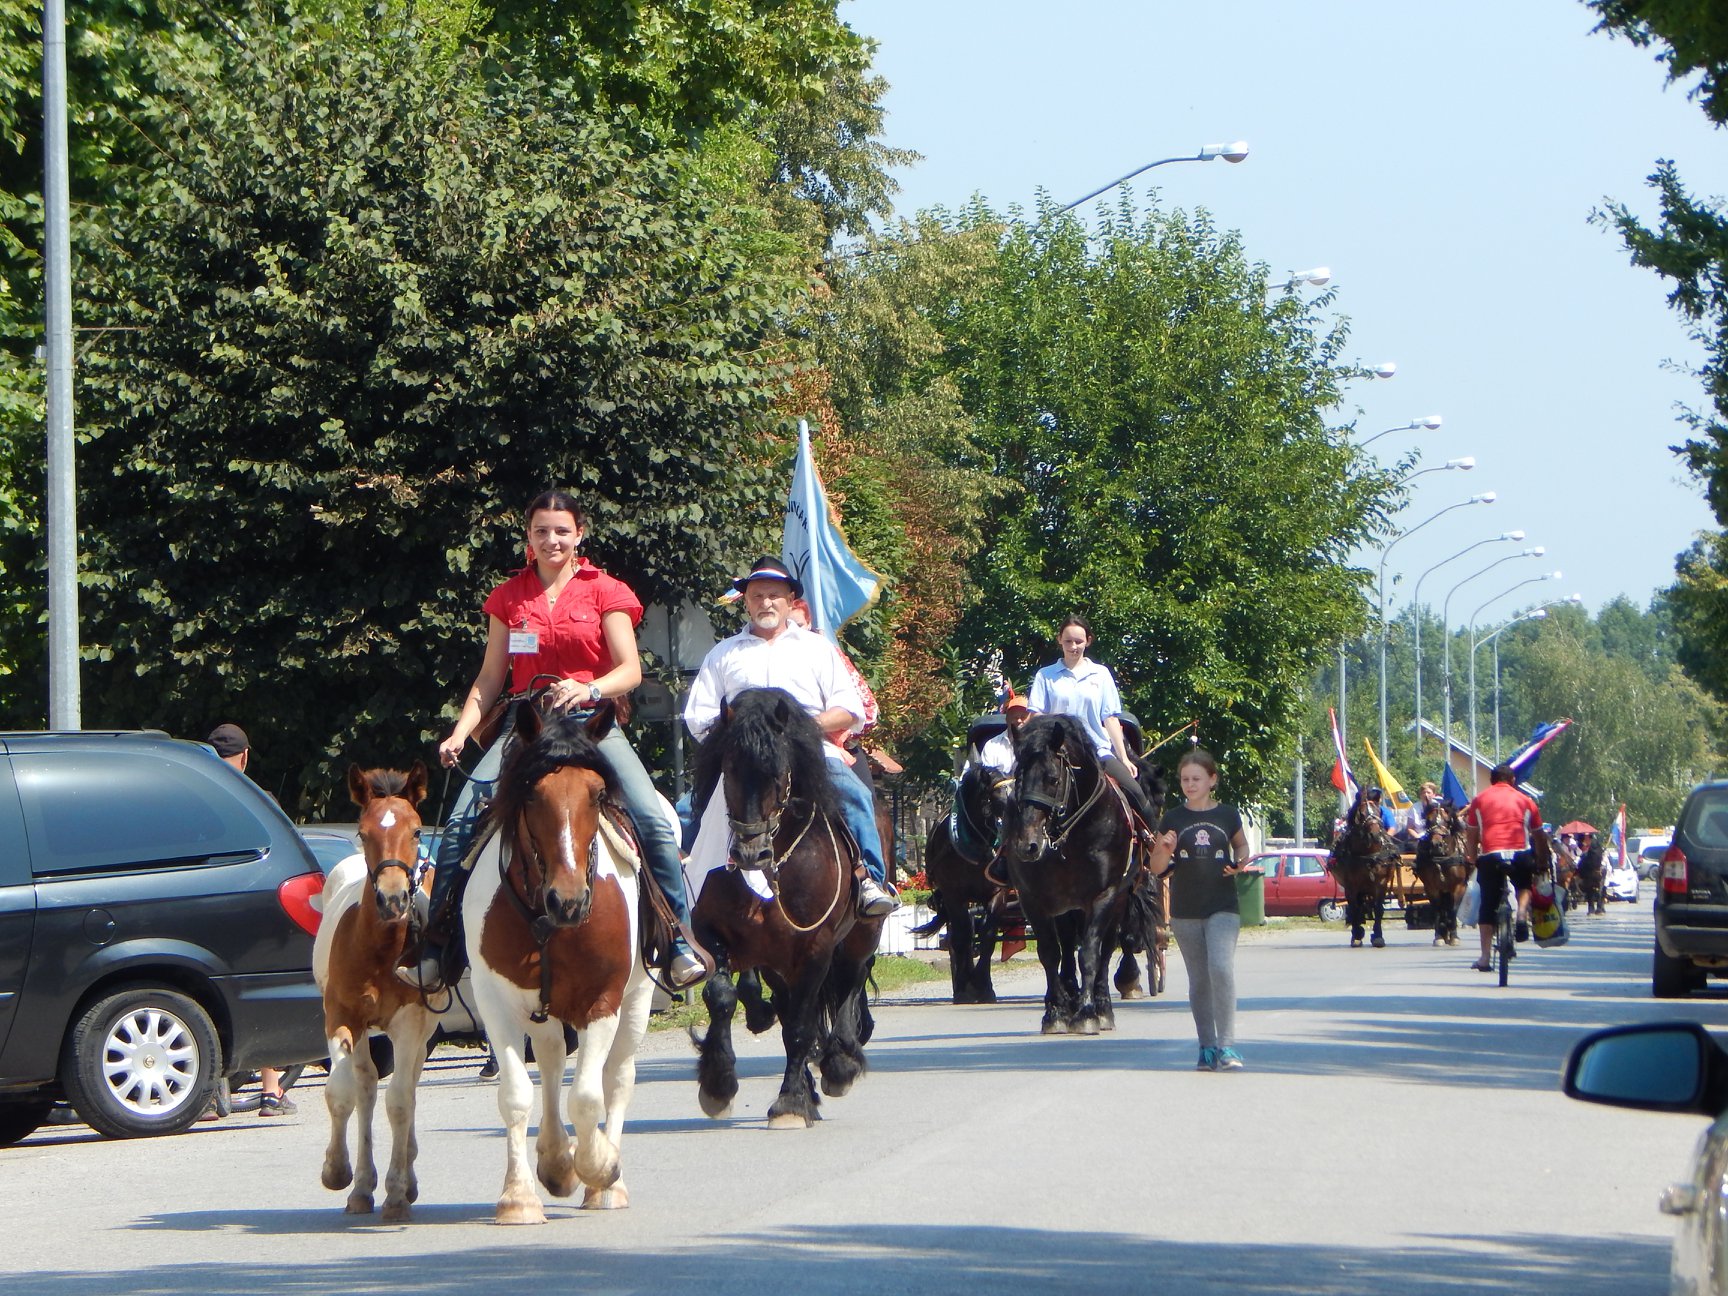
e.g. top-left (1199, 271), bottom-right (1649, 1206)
top-left (74, 13), bottom-right (803, 812)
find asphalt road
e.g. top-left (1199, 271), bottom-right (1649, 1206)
top-left (3, 900), bottom-right (1713, 1295)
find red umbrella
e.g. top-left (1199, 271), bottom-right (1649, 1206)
top-left (1557, 819), bottom-right (1597, 835)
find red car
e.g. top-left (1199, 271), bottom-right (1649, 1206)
top-left (1246, 848), bottom-right (1345, 920)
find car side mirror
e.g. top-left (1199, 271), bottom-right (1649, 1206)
top-left (1563, 1022), bottom-right (1724, 1114)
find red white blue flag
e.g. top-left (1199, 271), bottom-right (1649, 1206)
top-left (1328, 707), bottom-right (1357, 801)
top-left (1506, 718), bottom-right (1572, 781)
top-left (1612, 803), bottom-right (1629, 869)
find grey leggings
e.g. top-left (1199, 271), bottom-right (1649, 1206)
top-left (1170, 913), bottom-right (1242, 1049)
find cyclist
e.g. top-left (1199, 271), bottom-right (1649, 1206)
top-left (1462, 763), bottom-right (1544, 973)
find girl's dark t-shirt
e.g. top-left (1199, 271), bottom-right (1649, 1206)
top-left (1159, 802), bottom-right (1245, 920)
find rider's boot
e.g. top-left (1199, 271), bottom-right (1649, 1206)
top-left (397, 811), bottom-right (480, 991)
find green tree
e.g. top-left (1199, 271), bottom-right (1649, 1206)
top-left (930, 198), bottom-right (1393, 804)
top-left (75, 15), bottom-right (803, 813)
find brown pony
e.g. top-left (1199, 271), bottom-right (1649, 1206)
top-left (1329, 790), bottom-right (1401, 948)
top-left (313, 763), bottom-right (433, 1221)
top-left (691, 688), bottom-right (883, 1129)
top-left (464, 702), bottom-right (657, 1223)
top-left (1413, 803), bottom-right (1470, 947)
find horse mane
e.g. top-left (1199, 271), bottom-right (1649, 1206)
top-left (357, 768), bottom-right (414, 800)
top-left (1016, 714), bottom-right (1096, 773)
top-left (695, 688), bottom-right (840, 822)
top-left (491, 713), bottom-right (618, 825)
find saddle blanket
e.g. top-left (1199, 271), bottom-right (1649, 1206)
top-left (683, 790), bottom-right (774, 905)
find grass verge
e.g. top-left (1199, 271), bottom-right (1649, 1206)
top-left (647, 955), bottom-right (949, 1033)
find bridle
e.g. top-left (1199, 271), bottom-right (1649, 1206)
top-left (1018, 747), bottom-right (1108, 850)
top-left (724, 768), bottom-right (845, 934)
top-left (496, 779), bottom-right (603, 1023)
top-left (951, 766), bottom-right (1013, 863)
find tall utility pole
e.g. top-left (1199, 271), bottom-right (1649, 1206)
top-left (44, 0), bottom-right (80, 728)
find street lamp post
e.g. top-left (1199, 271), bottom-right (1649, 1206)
top-left (1058, 141), bottom-right (1249, 212)
top-left (1408, 530), bottom-right (1525, 758)
top-left (1488, 594), bottom-right (1584, 756)
top-left (1361, 415), bottom-right (1443, 448)
top-left (1376, 490), bottom-right (1495, 761)
top-left (1440, 547), bottom-right (1545, 771)
top-left (1468, 572), bottom-right (1564, 789)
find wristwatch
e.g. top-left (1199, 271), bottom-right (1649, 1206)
top-left (586, 682), bottom-right (603, 705)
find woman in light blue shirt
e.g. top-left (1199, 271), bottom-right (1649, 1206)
top-left (1028, 616), bottom-right (1159, 829)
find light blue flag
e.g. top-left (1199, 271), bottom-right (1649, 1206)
top-left (782, 419), bottom-right (882, 642)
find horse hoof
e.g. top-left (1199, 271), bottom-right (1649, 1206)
top-left (698, 1089), bottom-right (734, 1120)
top-left (322, 1164), bottom-right (354, 1192)
top-left (1041, 1018), bottom-right (1065, 1035)
top-left (1371, 935), bottom-right (1386, 949)
top-left (344, 1195), bottom-right (374, 1216)
top-left (1076, 1016), bottom-right (1100, 1036)
top-left (767, 1110), bottom-right (813, 1130)
top-left (583, 1183), bottom-right (630, 1211)
top-left (1350, 938), bottom-right (1364, 948)
top-left (1118, 985), bottom-right (1145, 1000)
top-left (978, 989), bottom-right (997, 1004)
top-left (380, 1200), bottom-right (411, 1224)
top-left (495, 1196), bottom-right (547, 1226)
top-left (821, 1076), bottom-right (856, 1099)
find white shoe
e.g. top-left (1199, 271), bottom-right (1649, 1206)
top-left (669, 948), bottom-right (707, 989)
top-left (396, 956), bottom-right (445, 991)
top-left (858, 877), bottom-right (898, 917)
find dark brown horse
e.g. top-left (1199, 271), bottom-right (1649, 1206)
top-left (1413, 803), bottom-right (1470, 947)
top-left (691, 688), bottom-right (882, 1129)
top-left (1329, 790), bottom-right (1401, 948)
top-left (917, 757), bottom-right (1014, 1003)
top-left (1002, 714), bottom-right (1137, 1035)
top-left (1577, 838), bottom-right (1607, 915)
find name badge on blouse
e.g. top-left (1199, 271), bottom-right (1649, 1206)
top-left (508, 630), bottom-right (539, 655)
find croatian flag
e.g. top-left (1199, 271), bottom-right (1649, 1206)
top-left (782, 419), bottom-right (882, 642)
top-left (1612, 803), bottom-right (1629, 869)
top-left (1506, 719), bottom-right (1573, 781)
top-left (1328, 708), bottom-right (1357, 800)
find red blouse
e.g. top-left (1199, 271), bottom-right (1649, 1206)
top-left (481, 560), bottom-right (644, 694)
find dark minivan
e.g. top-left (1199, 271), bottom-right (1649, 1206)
top-left (1654, 779), bottom-right (1728, 998)
top-left (0, 731), bottom-right (328, 1143)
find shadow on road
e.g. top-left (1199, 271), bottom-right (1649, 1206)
top-left (8, 1221), bottom-right (1669, 1295)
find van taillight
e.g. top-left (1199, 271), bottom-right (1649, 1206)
top-left (279, 872), bottom-right (325, 936)
top-left (1662, 843), bottom-right (1689, 896)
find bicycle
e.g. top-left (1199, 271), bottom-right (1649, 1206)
top-left (1494, 874), bottom-right (1516, 987)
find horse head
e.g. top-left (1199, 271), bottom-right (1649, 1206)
top-left (347, 762), bottom-right (429, 923)
top-left (1006, 714), bottom-right (1093, 863)
top-left (495, 702), bottom-right (618, 928)
top-left (706, 688), bottom-right (836, 875)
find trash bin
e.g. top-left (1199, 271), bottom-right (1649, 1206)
top-left (1235, 870), bottom-right (1267, 926)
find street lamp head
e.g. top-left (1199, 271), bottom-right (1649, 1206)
top-left (1470, 491), bottom-right (1496, 504)
top-left (1371, 362), bottom-right (1397, 379)
top-left (1549, 569), bottom-right (1563, 580)
top-left (1522, 545), bottom-right (1544, 556)
top-left (1200, 141), bottom-right (1250, 163)
top-left (1500, 530), bottom-right (1526, 541)
top-left (1566, 592), bottom-right (1583, 603)
top-left (1416, 415), bottom-right (1444, 431)
top-left (1445, 456), bottom-right (1475, 470)
top-left (1290, 266), bottom-right (1330, 287)
top-left (1526, 608), bottom-right (1549, 622)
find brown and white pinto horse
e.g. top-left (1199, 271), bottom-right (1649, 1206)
top-left (313, 763), bottom-right (434, 1222)
top-left (463, 702), bottom-right (657, 1224)
top-left (1413, 803), bottom-right (1470, 947)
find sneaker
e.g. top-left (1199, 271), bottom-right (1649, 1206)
top-left (477, 1054), bottom-right (499, 1081)
top-left (1216, 1047), bottom-right (1244, 1071)
top-left (258, 1092), bottom-right (297, 1117)
top-left (668, 946), bottom-right (707, 989)
top-left (857, 876), bottom-right (898, 918)
top-left (1470, 958), bottom-right (1494, 973)
top-left (1196, 1047), bottom-right (1218, 1071)
top-left (1514, 920), bottom-right (1530, 943)
top-left (396, 954), bottom-right (446, 991)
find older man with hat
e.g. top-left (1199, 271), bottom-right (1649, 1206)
top-left (684, 556), bottom-right (897, 917)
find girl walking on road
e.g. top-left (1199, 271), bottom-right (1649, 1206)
top-left (1149, 747), bottom-right (1252, 1071)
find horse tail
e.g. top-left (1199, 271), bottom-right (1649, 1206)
top-left (1120, 878), bottom-right (1157, 953)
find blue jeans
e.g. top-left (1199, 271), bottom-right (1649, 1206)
top-left (826, 754), bottom-right (885, 884)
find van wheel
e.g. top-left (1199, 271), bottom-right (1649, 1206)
top-left (0, 1099), bottom-right (53, 1147)
top-left (1653, 945), bottom-right (1699, 999)
top-left (61, 988), bottom-right (221, 1139)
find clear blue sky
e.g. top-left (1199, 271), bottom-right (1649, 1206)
top-left (845, 0), bottom-right (1728, 623)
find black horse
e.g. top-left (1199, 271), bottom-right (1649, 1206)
top-left (1330, 790), bottom-right (1401, 948)
top-left (1577, 838), bottom-right (1607, 915)
top-left (689, 688), bottom-right (881, 1129)
top-left (1001, 714), bottom-right (1137, 1035)
top-left (1413, 803), bottom-right (1470, 946)
top-left (917, 757), bottom-right (1015, 1004)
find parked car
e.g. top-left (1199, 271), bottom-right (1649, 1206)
top-left (295, 823), bottom-right (444, 878)
top-left (1633, 834), bottom-right (1675, 881)
top-left (1654, 779), bottom-right (1728, 998)
top-left (0, 731), bottom-right (328, 1144)
top-left (1606, 855), bottom-right (1642, 903)
top-left (1245, 848), bottom-right (1344, 920)
top-left (1564, 1022), bottom-right (1728, 1296)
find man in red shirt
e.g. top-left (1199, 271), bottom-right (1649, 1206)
top-left (1464, 763), bottom-right (1545, 972)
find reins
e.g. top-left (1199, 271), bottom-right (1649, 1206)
top-left (1023, 752), bottom-right (1110, 848)
top-left (494, 796), bottom-right (601, 1025)
top-left (728, 785), bottom-right (848, 934)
